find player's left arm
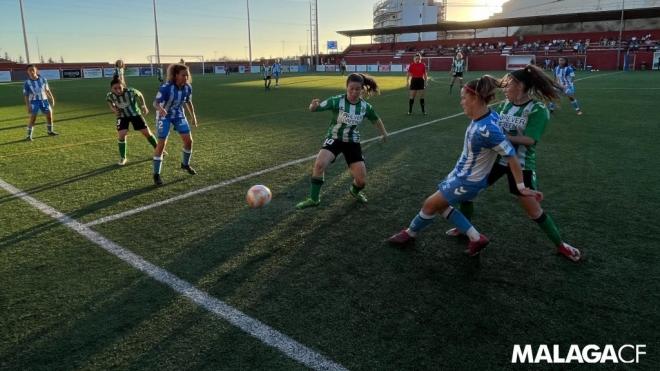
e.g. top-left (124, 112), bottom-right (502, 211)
top-left (373, 118), bottom-right (387, 143)
top-left (45, 84), bottom-right (55, 107)
top-left (185, 101), bottom-right (198, 127)
top-left (487, 125), bottom-right (542, 201)
top-left (367, 106), bottom-right (387, 142)
top-left (134, 89), bottom-right (149, 115)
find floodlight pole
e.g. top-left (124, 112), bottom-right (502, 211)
top-left (247, 0), bottom-right (253, 68)
top-left (153, 0), bottom-right (161, 65)
top-left (616, 0), bottom-right (625, 70)
top-left (19, 0), bottom-right (30, 64)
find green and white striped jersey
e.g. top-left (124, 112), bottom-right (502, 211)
top-left (316, 94), bottom-right (379, 143)
top-left (496, 99), bottom-right (549, 170)
top-left (452, 58), bottom-right (465, 73)
top-left (106, 87), bottom-right (144, 118)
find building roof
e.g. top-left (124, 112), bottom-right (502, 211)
top-left (337, 7), bottom-right (660, 37)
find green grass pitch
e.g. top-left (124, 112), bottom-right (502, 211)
top-left (1, 71), bottom-right (659, 370)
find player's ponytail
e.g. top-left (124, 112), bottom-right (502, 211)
top-left (509, 64), bottom-right (561, 102)
top-left (347, 73), bottom-right (380, 97)
top-left (464, 75), bottom-right (502, 104)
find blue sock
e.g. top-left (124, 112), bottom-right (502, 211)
top-left (26, 126), bottom-right (33, 138)
top-left (571, 100), bottom-right (580, 111)
top-left (182, 148), bottom-right (192, 166)
top-left (153, 156), bottom-right (163, 174)
top-left (407, 211), bottom-right (436, 236)
top-left (444, 207), bottom-right (474, 234)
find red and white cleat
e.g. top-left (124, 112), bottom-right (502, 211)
top-left (445, 227), bottom-right (463, 237)
top-left (387, 229), bottom-right (415, 246)
top-left (557, 242), bottom-right (582, 262)
top-left (465, 234), bottom-right (490, 256)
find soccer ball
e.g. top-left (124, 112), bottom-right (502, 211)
top-left (246, 185), bottom-right (272, 208)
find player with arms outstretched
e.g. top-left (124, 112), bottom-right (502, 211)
top-left (106, 77), bottom-right (159, 165)
top-left (296, 73), bottom-right (388, 209)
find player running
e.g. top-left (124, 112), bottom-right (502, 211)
top-left (152, 63), bottom-right (199, 186)
top-left (23, 65), bottom-right (58, 140)
top-left (388, 76), bottom-right (542, 256)
top-left (106, 77), bottom-right (159, 165)
top-left (548, 57), bottom-right (583, 115)
top-left (296, 73), bottom-right (388, 209)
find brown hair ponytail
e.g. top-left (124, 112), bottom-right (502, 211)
top-left (347, 73), bottom-right (380, 97)
top-left (509, 64), bottom-right (561, 102)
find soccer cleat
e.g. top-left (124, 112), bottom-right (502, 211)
top-left (153, 174), bottom-right (163, 186)
top-left (387, 229), bottom-right (415, 246)
top-left (407, 111), bottom-right (412, 116)
top-left (576, 110), bottom-right (583, 116)
top-left (47, 131), bottom-right (59, 136)
top-left (181, 164), bottom-right (197, 175)
top-left (557, 242), bottom-right (582, 262)
top-left (423, 111), bottom-right (428, 116)
top-left (296, 198), bottom-right (320, 209)
top-left (117, 158), bottom-right (127, 166)
top-left (465, 234), bottom-right (490, 257)
top-left (25, 136), bottom-right (33, 142)
top-left (445, 227), bottom-right (464, 237)
top-left (349, 187), bottom-right (368, 204)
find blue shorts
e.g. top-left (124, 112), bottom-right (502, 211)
top-left (30, 100), bottom-right (50, 115)
top-left (157, 117), bottom-right (190, 139)
top-left (563, 86), bottom-right (576, 96)
top-left (273, 72), bottom-right (281, 78)
top-left (438, 176), bottom-right (486, 204)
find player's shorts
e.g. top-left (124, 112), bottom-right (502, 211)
top-left (273, 72), bottom-right (281, 78)
top-left (264, 75), bottom-right (272, 80)
top-left (116, 116), bottom-right (148, 131)
top-left (409, 77), bottom-right (425, 91)
top-left (438, 176), bottom-right (486, 204)
top-left (563, 86), bottom-right (576, 96)
top-left (486, 163), bottom-right (537, 196)
top-left (321, 138), bottom-right (364, 165)
top-left (452, 72), bottom-right (464, 78)
top-left (157, 117), bottom-right (190, 139)
top-left (30, 100), bottom-right (50, 114)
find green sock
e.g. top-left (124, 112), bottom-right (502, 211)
top-left (534, 212), bottom-right (562, 247)
top-left (147, 135), bottom-right (158, 148)
top-left (350, 183), bottom-right (364, 195)
top-left (459, 201), bottom-right (474, 220)
top-left (118, 140), bottom-right (127, 159)
top-left (310, 177), bottom-right (324, 202)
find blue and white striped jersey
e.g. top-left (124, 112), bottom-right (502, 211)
top-left (554, 65), bottom-right (575, 87)
top-left (155, 82), bottom-right (192, 120)
top-left (272, 63), bottom-right (282, 74)
top-left (449, 110), bottom-right (516, 184)
top-left (23, 76), bottom-right (49, 101)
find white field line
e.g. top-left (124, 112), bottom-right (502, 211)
top-left (81, 71), bottom-right (612, 227)
top-left (0, 178), bottom-right (348, 371)
top-left (84, 111), bottom-right (465, 227)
